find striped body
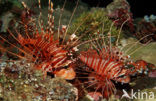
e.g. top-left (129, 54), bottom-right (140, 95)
top-left (14, 0), bottom-right (78, 79)
top-left (79, 54), bottom-right (130, 83)
top-left (79, 47), bottom-right (153, 98)
top-left (79, 48), bottom-right (131, 98)
top-left (18, 33), bottom-right (72, 74)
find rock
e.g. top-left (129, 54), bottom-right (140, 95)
top-left (87, 92), bottom-right (103, 101)
top-left (0, 60), bottom-right (78, 101)
top-left (0, 12), bottom-right (14, 32)
top-left (46, 77), bottom-right (78, 101)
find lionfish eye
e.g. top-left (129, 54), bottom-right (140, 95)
top-left (33, 55), bottom-right (36, 58)
top-left (118, 74), bottom-right (125, 78)
top-left (116, 52), bottom-right (119, 54)
top-left (91, 77), bottom-right (95, 81)
top-left (25, 44), bottom-right (29, 47)
top-left (125, 64), bottom-right (135, 70)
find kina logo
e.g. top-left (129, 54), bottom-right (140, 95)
top-left (121, 89), bottom-right (155, 100)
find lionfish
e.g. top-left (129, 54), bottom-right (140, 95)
top-left (0, 0), bottom-right (80, 80)
top-left (79, 29), bottom-right (151, 98)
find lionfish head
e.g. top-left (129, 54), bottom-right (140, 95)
top-left (114, 68), bottom-right (130, 83)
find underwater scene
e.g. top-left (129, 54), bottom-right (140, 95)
top-left (0, 0), bottom-right (156, 101)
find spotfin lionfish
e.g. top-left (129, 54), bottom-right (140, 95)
top-left (78, 24), bottom-right (153, 98)
top-left (0, 0), bottom-right (81, 80)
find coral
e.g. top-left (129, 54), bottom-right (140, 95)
top-left (0, 0), bottom-right (24, 33)
top-left (134, 19), bottom-right (156, 43)
top-left (0, 60), bottom-right (78, 101)
top-left (144, 14), bottom-right (156, 22)
top-left (106, 0), bottom-right (134, 32)
top-left (0, 12), bottom-right (14, 32)
top-left (69, 8), bottom-right (121, 42)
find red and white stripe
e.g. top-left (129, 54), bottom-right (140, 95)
top-left (79, 54), bottom-right (129, 83)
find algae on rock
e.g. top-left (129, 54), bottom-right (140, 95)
top-left (0, 60), bottom-right (78, 101)
top-left (69, 8), bottom-right (122, 41)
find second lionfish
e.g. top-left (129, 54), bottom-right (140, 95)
top-left (79, 31), bottom-right (151, 98)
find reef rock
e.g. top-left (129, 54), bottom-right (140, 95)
top-left (0, 60), bottom-right (78, 101)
